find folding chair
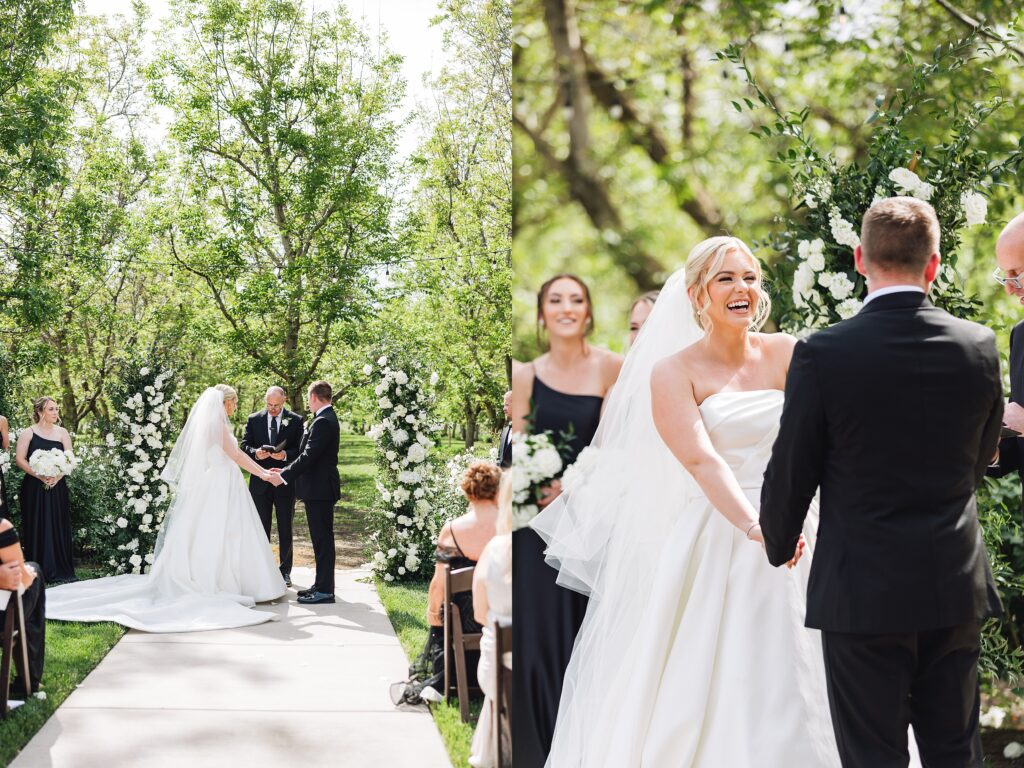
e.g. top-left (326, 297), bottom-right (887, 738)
top-left (443, 564), bottom-right (482, 722)
top-left (0, 589), bottom-right (30, 718)
top-left (494, 620), bottom-right (513, 767)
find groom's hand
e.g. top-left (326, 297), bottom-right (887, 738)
top-left (270, 451), bottom-right (286, 460)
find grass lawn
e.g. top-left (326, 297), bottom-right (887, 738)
top-left (376, 578), bottom-right (479, 768)
top-left (0, 607), bottom-right (125, 766)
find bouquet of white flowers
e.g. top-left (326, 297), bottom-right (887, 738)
top-left (0, 450), bottom-right (10, 473)
top-left (511, 432), bottom-right (565, 531)
top-left (29, 448), bottom-right (80, 490)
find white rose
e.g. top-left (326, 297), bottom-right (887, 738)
top-left (385, 450), bottom-right (397, 461)
top-left (387, 548), bottom-right (398, 557)
top-left (116, 517), bottom-right (129, 528)
top-left (378, 397), bottom-right (393, 410)
top-left (429, 372), bottom-right (440, 386)
top-left (129, 554), bottom-right (143, 567)
top-left (532, 446), bottom-right (563, 478)
top-left (960, 190), bottom-right (987, 226)
top-left (827, 272), bottom-right (855, 300)
top-left (407, 443), bottom-right (427, 464)
top-left (836, 298), bottom-right (863, 320)
top-left (363, 364), bottom-right (373, 375)
top-left (1004, 742), bottom-right (1024, 759)
top-left (391, 429), bottom-right (409, 446)
top-left (384, 573), bottom-right (394, 582)
top-left (377, 355), bottom-right (388, 366)
top-left (394, 371), bottom-right (409, 385)
top-left (139, 367), bottom-right (150, 376)
top-left (888, 167), bottom-right (921, 195)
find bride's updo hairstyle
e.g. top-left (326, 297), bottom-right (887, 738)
top-left (685, 236), bottom-right (771, 333)
top-left (215, 384), bottom-right (238, 402)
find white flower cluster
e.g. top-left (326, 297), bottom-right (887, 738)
top-left (960, 190), bottom-right (987, 227)
top-left (0, 449), bottom-right (10, 473)
top-left (559, 446), bottom-right (600, 494)
top-left (979, 705), bottom-right (1006, 729)
top-left (802, 177), bottom-right (832, 210)
top-left (110, 367), bottom-right (179, 574)
top-left (28, 448), bottom-right (80, 480)
top-left (887, 167), bottom-right (934, 201)
top-left (365, 355), bottom-right (442, 581)
top-left (828, 208), bottom-right (861, 249)
top-left (511, 432), bottom-right (563, 530)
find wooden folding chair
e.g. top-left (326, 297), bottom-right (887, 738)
top-left (493, 620), bottom-right (513, 768)
top-left (0, 590), bottom-right (29, 718)
top-left (443, 564), bottom-right (482, 722)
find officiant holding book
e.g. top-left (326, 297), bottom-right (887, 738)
top-left (241, 386), bottom-right (304, 587)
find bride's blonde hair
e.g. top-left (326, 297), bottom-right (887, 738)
top-left (685, 236), bottom-right (771, 333)
top-left (215, 384), bottom-right (238, 402)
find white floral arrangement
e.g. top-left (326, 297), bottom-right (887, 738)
top-left (979, 705), bottom-right (1006, 729)
top-left (28, 448), bottom-right (80, 488)
top-left (0, 449), bottom-right (10, 473)
top-left (719, 39), bottom-right (1013, 336)
top-left (364, 354), bottom-right (442, 582)
top-left (511, 432), bottom-right (563, 531)
top-left (104, 364), bottom-right (180, 574)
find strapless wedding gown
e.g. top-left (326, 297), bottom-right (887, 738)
top-left (46, 435), bottom-right (286, 632)
top-left (545, 390), bottom-right (915, 767)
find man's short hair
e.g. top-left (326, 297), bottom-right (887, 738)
top-left (308, 380), bottom-right (332, 402)
top-left (860, 196), bottom-right (940, 274)
top-left (266, 386), bottom-right (286, 399)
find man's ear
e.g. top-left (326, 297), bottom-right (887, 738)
top-left (923, 252), bottom-right (940, 283)
top-left (853, 245), bottom-right (867, 277)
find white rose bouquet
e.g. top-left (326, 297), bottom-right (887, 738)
top-left (29, 448), bottom-right (80, 489)
top-left (511, 432), bottom-right (565, 530)
top-left (0, 449), bottom-right (10, 473)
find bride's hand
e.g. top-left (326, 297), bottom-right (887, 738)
top-left (786, 535), bottom-right (807, 569)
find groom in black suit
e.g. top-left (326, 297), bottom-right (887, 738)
top-left (240, 386), bottom-right (304, 586)
top-left (760, 197), bottom-right (1004, 767)
top-left (268, 380), bottom-right (340, 605)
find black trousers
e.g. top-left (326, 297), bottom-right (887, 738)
top-left (822, 620), bottom-right (983, 768)
top-left (303, 500), bottom-right (335, 593)
top-left (252, 486), bottom-right (295, 575)
top-left (1, 562), bottom-right (46, 691)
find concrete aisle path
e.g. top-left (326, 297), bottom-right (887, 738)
top-left (12, 566), bottom-right (452, 768)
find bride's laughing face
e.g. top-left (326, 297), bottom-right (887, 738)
top-left (699, 249), bottom-right (763, 331)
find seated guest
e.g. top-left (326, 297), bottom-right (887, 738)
top-left (469, 473), bottom-right (513, 767)
top-left (0, 517), bottom-right (46, 698)
top-left (414, 461), bottom-right (501, 693)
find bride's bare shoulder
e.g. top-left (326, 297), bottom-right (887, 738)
top-left (651, 349), bottom-right (697, 401)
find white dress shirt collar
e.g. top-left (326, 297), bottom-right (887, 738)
top-left (314, 404), bottom-right (330, 417)
top-left (862, 285), bottom-right (925, 306)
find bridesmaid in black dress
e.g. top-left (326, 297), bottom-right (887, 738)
top-left (15, 397), bottom-right (76, 583)
top-left (0, 413), bottom-right (9, 519)
top-left (511, 274), bottom-right (623, 768)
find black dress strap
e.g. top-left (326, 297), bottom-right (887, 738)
top-left (0, 526), bottom-right (20, 547)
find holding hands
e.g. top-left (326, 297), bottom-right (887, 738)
top-left (746, 523), bottom-right (806, 568)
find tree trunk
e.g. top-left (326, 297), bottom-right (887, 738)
top-left (464, 397), bottom-right (478, 449)
top-left (54, 328), bottom-right (80, 433)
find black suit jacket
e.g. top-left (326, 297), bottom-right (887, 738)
top-left (497, 423), bottom-right (512, 469)
top-left (987, 319), bottom-right (1024, 504)
top-left (240, 409), bottom-right (304, 496)
top-left (279, 406), bottom-right (341, 503)
top-left (760, 291), bottom-right (1004, 633)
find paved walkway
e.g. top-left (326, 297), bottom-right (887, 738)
top-left (12, 566), bottom-right (452, 768)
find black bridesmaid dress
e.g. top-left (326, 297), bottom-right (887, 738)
top-left (513, 375), bottom-right (603, 767)
top-left (20, 430), bottom-right (75, 583)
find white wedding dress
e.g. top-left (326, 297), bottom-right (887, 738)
top-left (46, 389), bottom-right (286, 632)
top-left (532, 268), bottom-right (921, 767)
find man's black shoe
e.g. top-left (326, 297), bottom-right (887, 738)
top-left (297, 591), bottom-right (335, 605)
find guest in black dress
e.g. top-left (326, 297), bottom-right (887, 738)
top-left (510, 274), bottom-right (624, 767)
top-left (0, 517), bottom-right (46, 696)
top-left (0, 413), bottom-right (9, 520)
top-left (15, 397), bottom-right (76, 584)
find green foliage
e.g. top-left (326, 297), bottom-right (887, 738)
top-left (148, 0), bottom-right (404, 411)
top-left (719, 35), bottom-right (1023, 331)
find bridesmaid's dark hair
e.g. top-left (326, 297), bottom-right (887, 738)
top-left (32, 396), bottom-right (58, 424)
top-left (536, 273), bottom-right (594, 349)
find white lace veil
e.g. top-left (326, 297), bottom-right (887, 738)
top-left (530, 267), bottom-right (706, 599)
top-left (156, 387), bottom-right (228, 557)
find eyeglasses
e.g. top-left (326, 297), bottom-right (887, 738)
top-left (993, 269), bottom-right (1024, 291)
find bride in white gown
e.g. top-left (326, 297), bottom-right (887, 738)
top-left (46, 385), bottom-right (287, 632)
top-left (533, 237), bottom-right (921, 767)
